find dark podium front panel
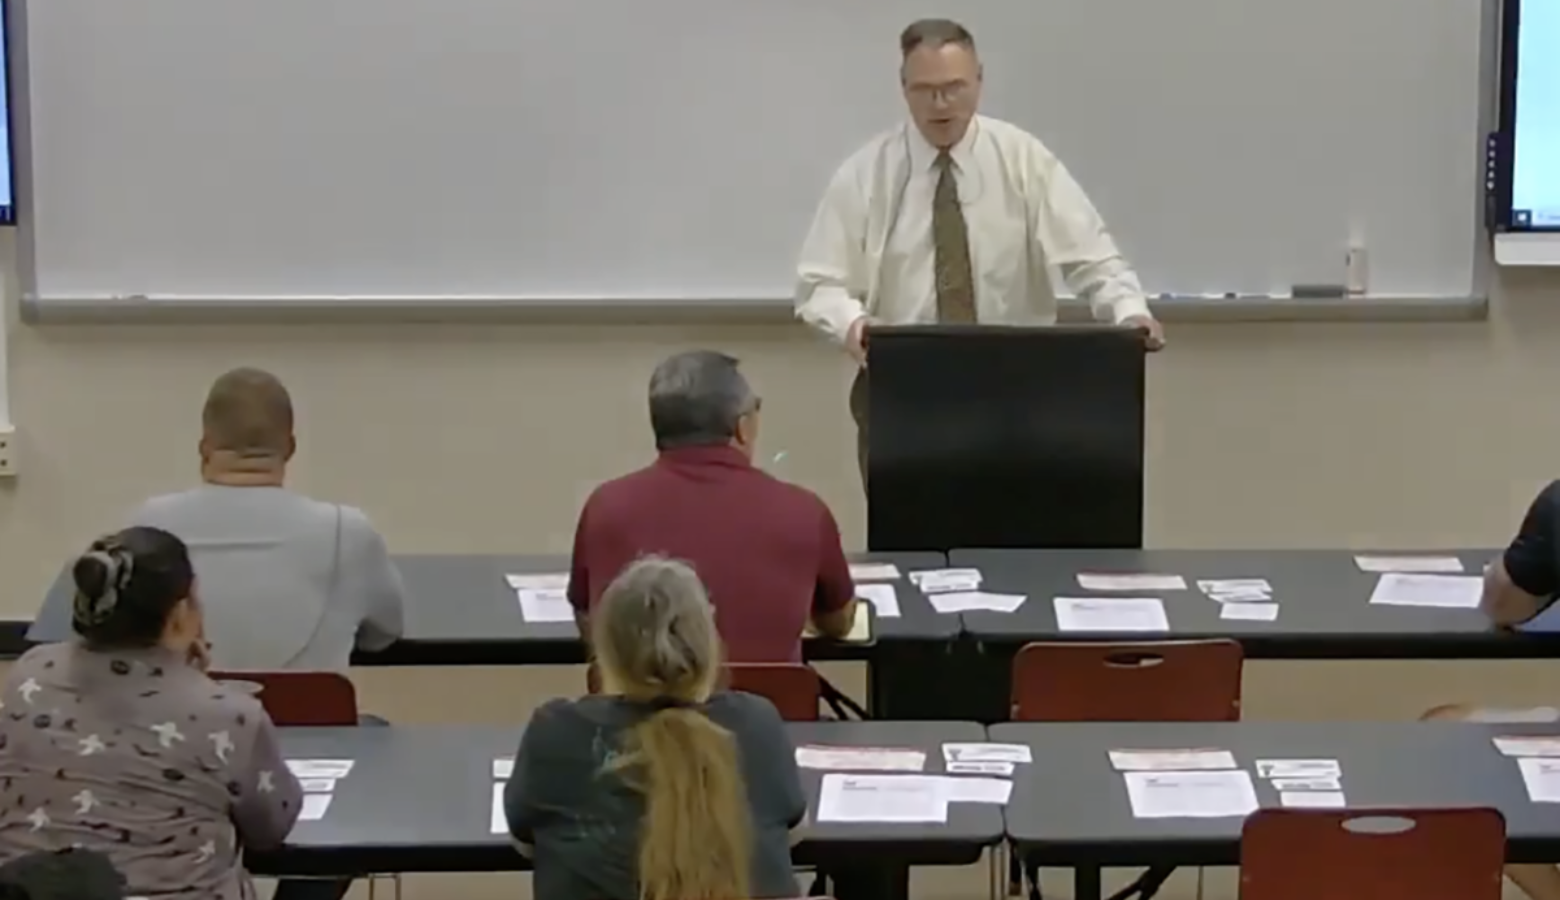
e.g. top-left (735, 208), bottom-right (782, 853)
top-left (866, 325), bottom-right (1145, 553)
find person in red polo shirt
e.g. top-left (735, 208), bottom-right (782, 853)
top-left (567, 350), bottom-right (858, 662)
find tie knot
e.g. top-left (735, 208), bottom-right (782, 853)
top-left (935, 150), bottom-right (955, 171)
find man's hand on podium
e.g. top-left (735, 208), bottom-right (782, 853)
top-left (1123, 314), bottom-right (1166, 351)
top-left (846, 316), bottom-right (870, 367)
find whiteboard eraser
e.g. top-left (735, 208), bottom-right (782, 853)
top-left (1290, 284), bottom-right (1348, 298)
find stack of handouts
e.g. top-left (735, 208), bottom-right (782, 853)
top-left (1196, 578), bottom-right (1279, 622)
top-left (286, 758), bottom-right (355, 821)
top-left (1493, 735), bottom-right (1560, 803)
top-left (909, 569), bottom-right (1027, 614)
top-left (507, 573), bottom-right (574, 623)
top-left (1253, 758), bottom-right (1345, 808)
top-left (795, 742), bottom-right (1024, 823)
top-left (1108, 748), bottom-right (1258, 819)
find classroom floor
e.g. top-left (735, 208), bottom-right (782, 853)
top-left (0, 658), bottom-right (1536, 899)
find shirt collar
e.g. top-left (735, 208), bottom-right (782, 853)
top-left (907, 116), bottom-right (980, 174)
top-left (655, 444), bottom-right (753, 470)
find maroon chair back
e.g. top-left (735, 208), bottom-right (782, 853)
top-left (1011, 639), bottom-right (1243, 722)
top-left (1240, 807), bottom-right (1506, 900)
top-left (210, 670), bottom-right (359, 726)
top-left (584, 662), bottom-right (821, 721)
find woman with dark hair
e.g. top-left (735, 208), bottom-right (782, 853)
top-left (0, 527), bottom-right (303, 900)
top-left (505, 555), bottom-right (808, 900)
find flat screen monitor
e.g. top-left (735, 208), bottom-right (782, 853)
top-left (1501, 0), bottom-right (1560, 231)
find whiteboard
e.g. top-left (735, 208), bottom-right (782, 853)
top-left (19, 0), bottom-right (1488, 304)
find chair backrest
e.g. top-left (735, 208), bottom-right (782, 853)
top-left (1240, 808), bottom-right (1506, 900)
top-left (584, 662), bottom-right (822, 721)
top-left (1011, 639), bottom-right (1243, 721)
top-left (209, 670), bottom-right (359, 726)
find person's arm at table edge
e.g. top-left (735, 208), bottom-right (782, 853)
top-left (504, 699), bottom-right (569, 852)
top-left (1484, 480), bottom-right (1560, 627)
top-left (345, 508), bottom-right (407, 652)
top-left (794, 160), bottom-right (870, 346)
top-left (1025, 139), bottom-right (1151, 326)
top-left (566, 496), bottom-right (596, 639)
top-left (738, 694), bottom-right (809, 845)
top-left (809, 503), bottom-right (858, 639)
top-left (230, 704), bottom-right (304, 852)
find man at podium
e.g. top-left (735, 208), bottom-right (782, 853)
top-left (793, 18), bottom-right (1164, 483)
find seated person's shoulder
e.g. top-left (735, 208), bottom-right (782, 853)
top-left (196, 676), bottom-right (273, 727)
top-left (756, 475), bottom-right (834, 520)
top-left (707, 689), bottom-right (786, 732)
top-left (6, 643), bottom-right (67, 684)
top-left (126, 488), bottom-right (201, 524)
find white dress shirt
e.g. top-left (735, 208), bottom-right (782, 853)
top-left (794, 115), bottom-right (1150, 344)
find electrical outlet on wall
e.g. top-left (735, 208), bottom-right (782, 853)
top-left (0, 425), bottom-right (16, 477)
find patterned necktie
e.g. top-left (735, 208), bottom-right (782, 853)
top-left (932, 151), bottom-right (977, 324)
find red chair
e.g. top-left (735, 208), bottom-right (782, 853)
top-left (1011, 639), bottom-right (1244, 722)
top-left (584, 662), bottom-right (822, 721)
top-left (1007, 640), bottom-right (1244, 900)
top-left (1240, 808), bottom-right (1506, 900)
top-left (209, 671), bottom-right (359, 726)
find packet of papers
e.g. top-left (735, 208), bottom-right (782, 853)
top-left (506, 573), bottom-right (571, 590)
top-left (849, 563), bottom-right (901, 581)
top-left (1354, 555), bottom-right (1464, 574)
top-left (943, 742), bottom-right (1032, 764)
top-left (1054, 597), bottom-right (1170, 632)
top-left (1493, 735), bottom-right (1560, 756)
top-left (795, 745), bottom-right (927, 772)
top-left (1077, 573), bottom-right (1187, 591)
top-left (517, 587), bottom-right (576, 622)
top-left (1255, 759), bottom-right (1341, 779)
top-left (1367, 573), bottom-right (1482, 609)
top-left (908, 569), bottom-right (983, 594)
top-left (1109, 748), bottom-right (1236, 771)
top-left (287, 759), bottom-right (355, 779)
top-left (856, 583), bottom-right (901, 618)
top-left (1280, 791), bottom-right (1345, 808)
top-left (1123, 769), bottom-right (1258, 819)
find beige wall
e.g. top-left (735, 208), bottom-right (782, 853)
top-left (2, 247), bottom-right (1559, 899)
top-left (4, 266), bottom-right (1559, 613)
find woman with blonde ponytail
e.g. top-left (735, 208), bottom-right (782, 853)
top-left (505, 556), bottom-right (807, 900)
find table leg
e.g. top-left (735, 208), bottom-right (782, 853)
top-left (1073, 866), bottom-right (1103, 900)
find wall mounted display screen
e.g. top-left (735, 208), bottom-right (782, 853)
top-left (1503, 0), bottom-right (1560, 230)
top-left (0, 0), bottom-right (14, 225)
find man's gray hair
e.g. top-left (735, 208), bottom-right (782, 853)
top-left (648, 351), bottom-right (755, 450)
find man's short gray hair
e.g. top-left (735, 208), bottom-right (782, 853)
top-left (648, 351), bottom-right (755, 450)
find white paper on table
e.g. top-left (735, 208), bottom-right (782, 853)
top-left (287, 759), bottom-right (355, 779)
top-left (1494, 736), bottom-right (1560, 757)
top-left (815, 773), bottom-right (949, 823)
top-left (1109, 749), bottom-right (1237, 771)
top-left (517, 587), bottom-right (576, 623)
top-left (856, 583), bottom-right (901, 618)
top-left (1256, 759), bottom-right (1342, 779)
top-left (1519, 758), bottom-right (1560, 803)
top-left (1054, 597), bottom-right (1170, 633)
top-left (1220, 603), bottom-right (1279, 622)
top-left (1281, 790), bottom-right (1346, 809)
top-left (1207, 589), bottom-right (1273, 603)
top-left (795, 745), bottom-right (927, 772)
top-left (926, 592), bottom-right (1027, 614)
top-left (1077, 574), bottom-right (1187, 592)
top-left (945, 760), bottom-right (1016, 776)
top-left (1270, 777), bottom-right (1341, 792)
top-left (850, 563), bottom-right (901, 581)
top-left (909, 569), bottom-right (984, 594)
top-left (1197, 579), bottom-right (1272, 594)
top-left (943, 742), bottom-right (1033, 764)
top-left (491, 781), bottom-right (508, 833)
top-left (299, 793), bottom-right (333, 821)
top-left (1367, 573), bottom-right (1482, 609)
top-left (1123, 770), bottom-right (1259, 819)
top-left (1354, 555), bottom-right (1465, 574)
top-left (938, 776), bottom-right (1013, 804)
top-left (505, 573), bottom-right (571, 590)
top-left (493, 758), bottom-right (515, 779)
top-left (298, 778), bottom-right (337, 794)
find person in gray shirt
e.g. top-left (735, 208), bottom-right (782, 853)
top-left (126, 367), bottom-right (406, 672)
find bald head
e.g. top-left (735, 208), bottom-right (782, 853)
top-left (201, 368), bottom-right (294, 461)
